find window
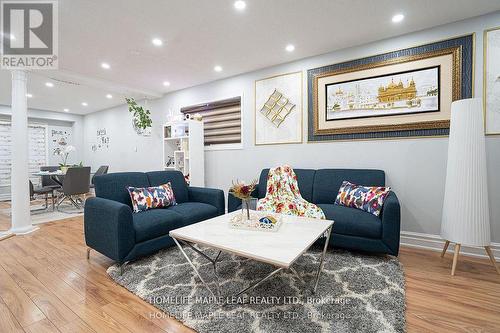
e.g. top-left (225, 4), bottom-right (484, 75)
top-left (0, 122), bottom-right (48, 200)
top-left (180, 96), bottom-right (241, 146)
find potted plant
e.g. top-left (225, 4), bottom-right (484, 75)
top-left (56, 145), bottom-right (76, 173)
top-left (126, 97), bottom-right (152, 135)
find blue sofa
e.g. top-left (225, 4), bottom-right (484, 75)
top-left (228, 168), bottom-right (400, 256)
top-left (84, 171), bottom-right (225, 266)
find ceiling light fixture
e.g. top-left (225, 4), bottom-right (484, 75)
top-left (26, 93), bottom-right (33, 98)
top-left (45, 82), bottom-right (54, 87)
top-left (63, 108), bottom-right (69, 112)
top-left (101, 62), bottom-right (111, 69)
top-left (285, 44), bottom-right (295, 52)
top-left (214, 65), bottom-right (222, 72)
top-left (81, 102), bottom-right (88, 106)
top-left (163, 81), bottom-right (171, 87)
top-left (234, 0), bottom-right (246, 11)
top-left (152, 38), bottom-right (163, 46)
top-left (106, 94), bottom-right (113, 99)
top-left (392, 13), bottom-right (404, 23)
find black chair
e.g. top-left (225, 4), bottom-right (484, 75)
top-left (90, 165), bottom-right (109, 189)
top-left (41, 166), bottom-right (62, 190)
top-left (29, 180), bottom-right (55, 211)
top-left (56, 167), bottom-right (91, 212)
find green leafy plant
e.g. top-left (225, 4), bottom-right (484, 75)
top-left (126, 97), bottom-right (152, 130)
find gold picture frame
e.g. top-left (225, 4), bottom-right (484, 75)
top-left (254, 71), bottom-right (303, 146)
top-left (306, 35), bottom-right (474, 141)
top-left (311, 47), bottom-right (461, 136)
top-left (483, 26), bottom-right (500, 136)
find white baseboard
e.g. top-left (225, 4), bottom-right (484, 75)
top-left (400, 231), bottom-right (499, 261)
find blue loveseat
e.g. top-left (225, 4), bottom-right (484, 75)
top-left (228, 168), bottom-right (400, 256)
top-left (84, 171), bottom-right (225, 266)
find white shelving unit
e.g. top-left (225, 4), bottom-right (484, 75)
top-left (162, 120), bottom-right (204, 186)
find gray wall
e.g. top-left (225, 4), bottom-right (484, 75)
top-left (83, 12), bottom-right (500, 242)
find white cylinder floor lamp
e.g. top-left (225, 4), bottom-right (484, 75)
top-left (440, 98), bottom-right (499, 275)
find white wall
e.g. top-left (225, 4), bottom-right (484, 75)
top-left (83, 12), bottom-right (500, 242)
top-left (0, 105), bottom-right (85, 165)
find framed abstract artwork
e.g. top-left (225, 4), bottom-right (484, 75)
top-left (484, 27), bottom-right (500, 135)
top-left (255, 71), bottom-right (303, 145)
top-left (307, 34), bottom-right (474, 141)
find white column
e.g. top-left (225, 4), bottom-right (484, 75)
top-left (9, 70), bottom-right (37, 235)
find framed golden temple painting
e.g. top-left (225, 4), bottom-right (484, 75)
top-left (325, 66), bottom-right (440, 121)
top-left (307, 34), bottom-right (474, 141)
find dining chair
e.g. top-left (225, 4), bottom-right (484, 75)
top-left (29, 180), bottom-right (55, 211)
top-left (41, 166), bottom-right (62, 190)
top-left (90, 165), bottom-right (109, 189)
top-left (56, 167), bottom-right (91, 212)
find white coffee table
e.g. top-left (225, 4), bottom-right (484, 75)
top-left (169, 210), bottom-right (333, 300)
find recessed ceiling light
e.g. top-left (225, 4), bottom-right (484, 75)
top-left (234, 0), bottom-right (246, 10)
top-left (285, 44), bottom-right (295, 52)
top-left (26, 93), bottom-right (33, 98)
top-left (214, 65), bottom-right (223, 72)
top-left (63, 108), bottom-right (69, 112)
top-left (45, 82), bottom-right (54, 87)
top-left (152, 38), bottom-right (163, 46)
top-left (101, 62), bottom-right (110, 69)
top-left (392, 13), bottom-right (404, 23)
top-left (81, 102), bottom-right (88, 106)
top-left (106, 94), bottom-right (113, 99)
top-left (163, 81), bottom-right (171, 87)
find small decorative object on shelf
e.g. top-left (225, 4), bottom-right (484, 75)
top-left (165, 155), bottom-right (174, 167)
top-left (193, 113), bottom-right (203, 121)
top-left (229, 211), bottom-right (283, 232)
top-left (229, 179), bottom-right (257, 220)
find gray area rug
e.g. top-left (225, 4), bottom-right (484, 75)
top-left (108, 246), bottom-right (406, 333)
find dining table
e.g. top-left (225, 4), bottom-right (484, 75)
top-left (32, 170), bottom-right (66, 187)
top-left (31, 169), bottom-right (95, 211)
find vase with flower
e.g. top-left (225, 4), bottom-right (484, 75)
top-left (56, 145), bottom-right (76, 173)
top-left (229, 179), bottom-right (257, 221)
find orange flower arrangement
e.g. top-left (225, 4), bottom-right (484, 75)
top-left (229, 179), bottom-right (258, 220)
top-left (229, 179), bottom-right (257, 200)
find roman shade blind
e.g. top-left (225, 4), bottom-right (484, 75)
top-left (180, 97), bottom-right (241, 146)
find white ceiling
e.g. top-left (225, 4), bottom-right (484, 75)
top-left (1, 0), bottom-right (500, 115)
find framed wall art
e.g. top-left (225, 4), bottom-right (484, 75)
top-left (484, 27), bottom-right (500, 135)
top-left (255, 71), bottom-right (303, 145)
top-left (307, 34), bottom-right (474, 141)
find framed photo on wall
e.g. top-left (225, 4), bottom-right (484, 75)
top-left (307, 34), bottom-right (474, 141)
top-left (484, 26), bottom-right (500, 135)
top-left (255, 71), bottom-right (303, 145)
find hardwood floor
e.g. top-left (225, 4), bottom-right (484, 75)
top-left (0, 214), bottom-right (499, 332)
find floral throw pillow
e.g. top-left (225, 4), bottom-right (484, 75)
top-left (334, 181), bottom-right (391, 217)
top-left (127, 182), bottom-right (177, 213)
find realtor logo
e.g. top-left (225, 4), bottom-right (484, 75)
top-left (1, 0), bottom-right (58, 69)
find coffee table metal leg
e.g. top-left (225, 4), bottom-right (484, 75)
top-left (234, 267), bottom-right (283, 298)
top-left (180, 240), bottom-right (223, 295)
top-left (313, 225), bottom-right (332, 294)
top-left (172, 237), bottom-right (219, 299)
top-left (289, 267), bottom-right (306, 285)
